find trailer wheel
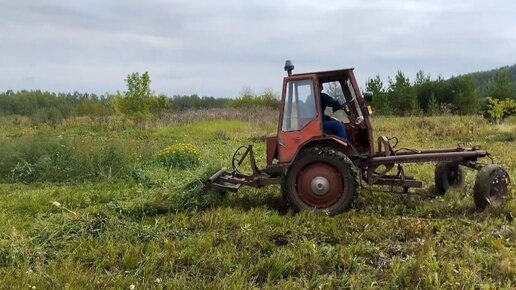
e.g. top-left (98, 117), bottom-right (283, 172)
top-left (434, 162), bottom-right (465, 195)
top-left (284, 147), bottom-right (358, 215)
top-left (473, 165), bottom-right (510, 211)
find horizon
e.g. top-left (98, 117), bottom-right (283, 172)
top-left (2, 63), bottom-right (515, 98)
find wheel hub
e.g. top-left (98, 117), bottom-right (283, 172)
top-left (310, 176), bottom-right (330, 196)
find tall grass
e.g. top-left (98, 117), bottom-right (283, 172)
top-left (1, 113), bottom-right (515, 184)
top-left (154, 107), bottom-right (278, 126)
top-left (0, 134), bottom-right (149, 183)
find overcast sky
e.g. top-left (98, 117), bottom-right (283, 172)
top-left (1, 0), bottom-right (515, 97)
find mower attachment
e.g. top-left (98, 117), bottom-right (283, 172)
top-left (208, 169), bottom-right (249, 192)
top-left (207, 145), bottom-right (282, 192)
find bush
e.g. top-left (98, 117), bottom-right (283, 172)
top-left (157, 143), bottom-right (201, 169)
top-left (486, 97), bottom-right (516, 123)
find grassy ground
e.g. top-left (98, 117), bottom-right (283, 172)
top-left (0, 112), bottom-right (514, 289)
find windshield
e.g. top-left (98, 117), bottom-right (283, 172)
top-left (282, 79), bottom-right (317, 131)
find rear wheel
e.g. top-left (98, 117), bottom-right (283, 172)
top-left (473, 165), bottom-right (510, 211)
top-left (434, 162), bottom-right (465, 195)
top-left (284, 147), bottom-right (358, 215)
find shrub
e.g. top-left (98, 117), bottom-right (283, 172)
top-left (157, 143), bottom-right (201, 169)
top-left (486, 97), bottom-right (516, 123)
top-left (114, 72), bottom-right (154, 122)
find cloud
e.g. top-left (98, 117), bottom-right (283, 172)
top-left (0, 0), bottom-right (515, 96)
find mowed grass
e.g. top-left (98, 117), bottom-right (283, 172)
top-left (0, 112), bottom-right (515, 289)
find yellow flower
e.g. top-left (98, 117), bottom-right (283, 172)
top-left (157, 143), bottom-right (201, 169)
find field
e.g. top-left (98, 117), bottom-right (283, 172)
top-left (0, 110), bottom-right (514, 289)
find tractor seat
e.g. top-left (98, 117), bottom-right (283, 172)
top-left (324, 131), bottom-right (348, 142)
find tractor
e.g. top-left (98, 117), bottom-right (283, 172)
top-left (208, 60), bottom-right (511, 215)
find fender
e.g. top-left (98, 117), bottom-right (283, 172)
top-left (280, 136), bottom-right (359, 165)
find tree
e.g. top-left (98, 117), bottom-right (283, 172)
top-left (387, 71), bottom-right (415, 115)
top-left (413, 70), bottom-right (434, 113)
top-left (114, 72), bottom-right (153, 121)
top-left (487, 70), bottom-right (515, 100)
top-left (486, 97), bottom-right (516, 123)
top-left (325, 82), bottom-right (345, 101)
top-left (449, 76), bottom-right (480, 114)
top-left (149, 95), bottom-right (170, 118)
top-left (365, 75), bottom-right (391, 115)
top-left (427, 93), bottom-right (439, 115)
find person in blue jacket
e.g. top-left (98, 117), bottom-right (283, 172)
top-left (320, 84), bottom-right (347, 140)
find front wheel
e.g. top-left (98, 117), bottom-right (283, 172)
top-left (284, 147), bottom-right (358, 215)
top-left (473, 165), bottom-right (510, 211)
top-left (434, 162), bottom-right (465, 195)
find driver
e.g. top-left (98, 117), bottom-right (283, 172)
top-left (320, 83), bottom-right (347, 140)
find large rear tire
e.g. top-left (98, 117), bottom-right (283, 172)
top-left (473, 165), bottom-right (510, 211)
top-left (434, 162), bottom-right (465, 195)
top-left (284, 147), bottom-right (358, 215)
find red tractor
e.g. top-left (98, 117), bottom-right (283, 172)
top-left (208, 61), bottom-right (511, 215)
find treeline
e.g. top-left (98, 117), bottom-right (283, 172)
top-left (467, 64), bottom-right (516, 97)
top-left (0, 85), bottom-right (280, 124)
top-left (1, 66), bottom-right (515, 123)
top-left (0, 90), bottom-right (114, 123)
top-left (0, 91), bottom-right (268, 123)
top-left (366, 67), bottom-right (516, 116)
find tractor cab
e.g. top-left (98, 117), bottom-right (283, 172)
top-left (272, 61), bottom-right (374, 165)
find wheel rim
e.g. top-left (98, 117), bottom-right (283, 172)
top-left (486, 171), bottom-right (509, 207)
top-left (296, 162), bottom-right (344, 208)
top-left (447, 165), bottom-right (460, 184)
top-left (448, 169), bottom-right (456, 182)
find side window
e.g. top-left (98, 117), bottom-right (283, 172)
top-left (323, 81), bottom-right (350, 122)
top-left (282, 80), bottom-right (317, 131)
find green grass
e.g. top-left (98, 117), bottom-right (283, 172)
top-left (0, 113), bottom-right (514, 289)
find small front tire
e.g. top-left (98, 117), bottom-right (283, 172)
top-left (434, 162), bottom-right (465, 195)
top-left (473, 165), bottom-right (510, 211)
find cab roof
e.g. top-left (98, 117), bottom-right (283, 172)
top-left (291, 68), bottom-right (355, 83)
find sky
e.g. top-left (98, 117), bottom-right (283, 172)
top-left (1, 0), bottom-right (515, 97)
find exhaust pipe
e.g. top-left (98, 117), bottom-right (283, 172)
top-left (284, 60), bottom-right (294, 76)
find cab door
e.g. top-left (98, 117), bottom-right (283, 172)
top-left (277, 76), bottom-right (323, 163)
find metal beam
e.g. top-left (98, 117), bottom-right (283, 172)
top-left (367, 150), bottom-right (487, 166)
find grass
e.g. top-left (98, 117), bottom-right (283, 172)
top-left (0, 111), bottom-right (514, 289)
